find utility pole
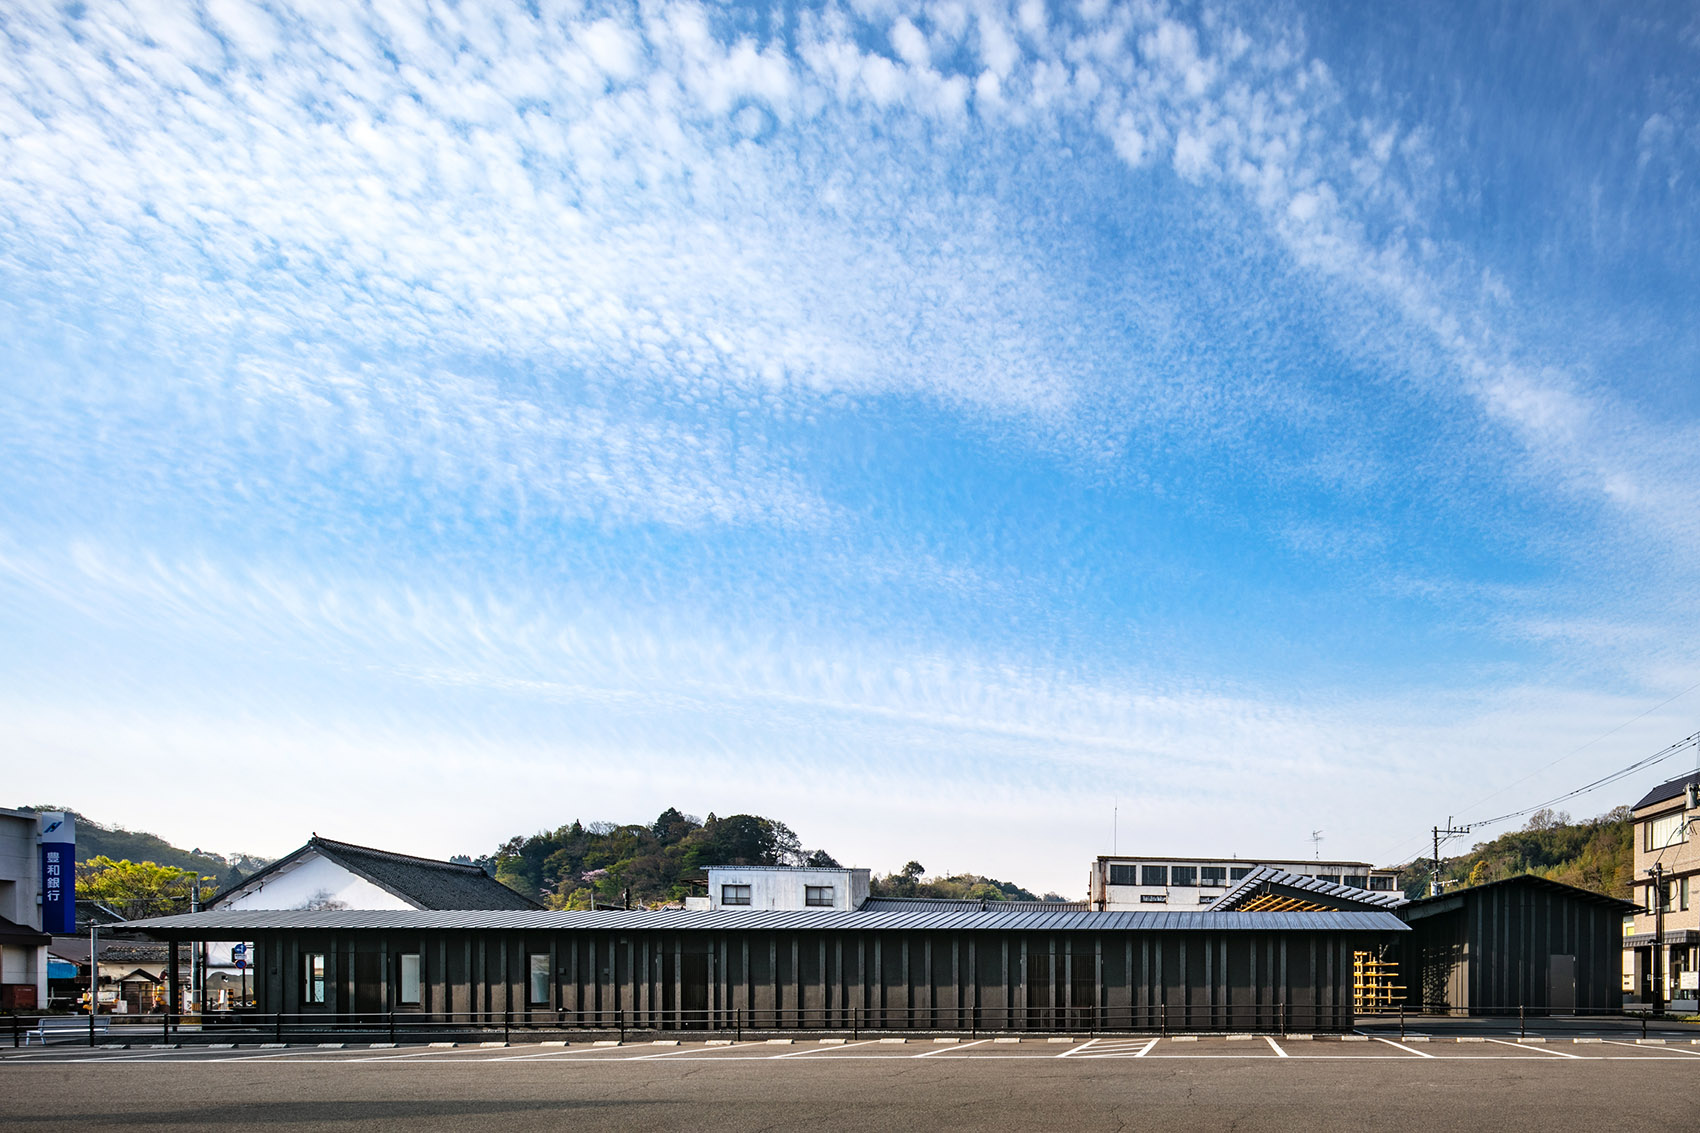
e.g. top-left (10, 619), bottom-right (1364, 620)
top-left (1649, 862), bottom-right (1667, 1016)
top-left (1432, 819), bottom-right (1471, 897)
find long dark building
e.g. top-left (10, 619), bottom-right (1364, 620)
top-left (1394, 875), bottom-right (1637, 1015)
top-left (133, 905), bottom-right (1405, 1033)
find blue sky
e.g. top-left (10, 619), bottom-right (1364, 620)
top-left (3, 0), bottom-right (1698, 894)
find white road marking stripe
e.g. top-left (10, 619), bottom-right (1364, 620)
top-left (1481, 1038), bottom-right (1580, 1058)
top-left (1133, 1037), bottom-right (1160, 1058)
top-left (1369, 1036), bottom-right (1432, 1058)
top-left (917, 1038), bottom-right (993, 1057)
top-left (1055, 1038), bottom-right (1099, 1058)
top-left (1264, 1036), bottom-right (1288, 1058)
top-left (1599, 1039), bottom-right (1700, 1057)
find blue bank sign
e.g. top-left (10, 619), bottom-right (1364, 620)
top-left (39, 811), bottom-right (76, 935)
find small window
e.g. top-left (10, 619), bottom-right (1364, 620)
top-left (1107, 864), bottom-right (1137, 886)
top-left (1199, 866), bottom-right (1226, 887)
top-left (303, 953), bottom-right (327, 1004)
top-left (1368, 876), bottom-right (1394, 891)
top-left (1139, 893), bottom-right (1167, 904)
top-left (528, 954), bottom-right (550, 1006)
top-left (1140, 865), bottom-right (1168, 887)
top-left (1316, 874), bottom-right (1342, 885)
top-left (398, 954), bottom-right (421, 1005)
top-left (805, 886), bottom-right (834, 907)
top-left (1170, 865), bottom-right (1198, 887)
top-left (1230, 866), bottom-right (1253, 881)
top-left (721, 884), bottom-right (752, 906)
top-left (1682, 877), bottom-right (1691, 912)
top-left (1343, 875), bottom-right (1368, 890)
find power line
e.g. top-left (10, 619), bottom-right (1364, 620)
top-left (1466, 731), bottom-right (1700, 829)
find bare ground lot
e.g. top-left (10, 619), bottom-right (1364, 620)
top-left (6, 1034), bottom-right (1700, 1132)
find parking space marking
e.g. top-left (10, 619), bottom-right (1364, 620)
top-left (1264, 1037), bottom-right (1288, 1058)
top-left (1369, 1037), bottom-right (1432, 1058)
top-left (1482, 1038), bottom-right (1580, 1058)
top-left (918, 1039), bottom-right (994, 1058)
top-left (771, 1039), bottom-right (883, 1058)
top-left (1599, 1039), bottom-right (1700, 1057)
top-left (625, 1041), bottom-right (766, 1061)
top-left (1055, 1038), bottom-right (1099, 1058)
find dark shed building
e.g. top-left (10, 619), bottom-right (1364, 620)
top-left (1394, 875), bottom-right (1636, 1015)
top-left (134, 906), bottom-right (1406, 1033)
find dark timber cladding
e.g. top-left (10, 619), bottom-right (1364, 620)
top-left (1395, 875), bottom-right (1638, 1015)
top-left (129, 908), bottom-right (1406, 1032)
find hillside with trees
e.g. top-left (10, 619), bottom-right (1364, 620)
top-left (475, 809), bottom-right (1064, 909)
top-left (1392, 807), bottom-right (1635, 901)
top-left (24, 805), bottom-right (268, 890)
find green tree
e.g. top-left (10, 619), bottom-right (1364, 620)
top-left (77, 856), bottom-right (216, 919)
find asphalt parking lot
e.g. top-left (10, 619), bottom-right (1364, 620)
top-left (7, 1030), bottom-right (1700, 1131)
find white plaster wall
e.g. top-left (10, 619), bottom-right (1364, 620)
top-left (219, 853), bottom-right (412, 911)
top-left (707, 868), bottom-right (871, 910)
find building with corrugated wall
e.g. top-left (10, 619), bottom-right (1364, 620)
top-left (1394, 875), bottom-right (1636, 1016)
top-left (132, 905), bottom-right (1405, 1033)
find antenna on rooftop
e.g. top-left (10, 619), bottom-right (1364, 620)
top-left (1310, 830), bottom-right (1323, 860)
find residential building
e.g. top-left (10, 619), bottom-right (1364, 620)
top-left (1089, 855), bottom-right (1400, 911)
top-left (704, 865), bottom-right (870, 911)
top-left (1623, 772), bottom-right (1700, 1011)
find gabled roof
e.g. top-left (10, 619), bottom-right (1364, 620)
top-left (1633, 771), bottom-right (1700, 813)
top-left (210, 836), bottom-right (541, 911)
top-left (1213, 866), bottom-right (1407, 912)
top-left (1399, 873), bottom-right (1639, 921)
top-left (128, 906), bottom-right (1410, 936)
top-left (861, 896), bottom-right (1089, 913)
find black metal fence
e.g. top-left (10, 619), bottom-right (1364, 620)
top-left (10, 1002), bottom-right (1365, 1047)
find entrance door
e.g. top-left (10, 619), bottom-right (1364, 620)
top-left (354, 953), bottom-right (382, 1018)
top-left (681, 952), bottom-right (709, 1030)
top-left (1547, 954), bottom-right (1576, 1013)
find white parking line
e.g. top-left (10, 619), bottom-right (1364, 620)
top-left (771, 1040), bottom-right (884, 1058)
top-left (629, 1042), bottom-right (766, 1061)
top-left (1481, 1038), bottom-right (1580, 1058)
top-left (1055, 1038), bottom-right (1099, 1058)
top-left (1599, 1039), bottom-right (1700, 1057)
top-left (1133, 1037), bottom-right (1160, 1058)
top-left (1264, 1036), bottom-right (1288, 1058)
top-left (1369, 1036), bottom-right (1432, 1058)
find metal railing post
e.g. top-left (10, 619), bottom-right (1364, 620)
top-left (852, 1006), bottom-right (857, 1040)
top-left (1519, 1004), bottom-right (1525, 1038)
top-left (504, 1009), bottom-right (510, 1046)
top-left (1399, 1005), bottom-right (1405, 1041)
top-left (618, 1009), bottom-right (625, 1045)
top-left (736, 1008), bottom-right (742, 1043)
top-left (1160, 1003), bottom-right (1167, 1037)
top-left (164, 1011), bottom-right (170, 1046)
top-left (389, 1011), bottom-right (396, 1045)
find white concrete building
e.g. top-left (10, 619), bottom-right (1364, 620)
top-left (1090, 855), bottom-right (1400, 910)
top-left (704, 865), bottom-right (871, 911)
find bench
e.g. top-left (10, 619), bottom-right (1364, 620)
top-left (24, 1016), bottom-right (111, 1045)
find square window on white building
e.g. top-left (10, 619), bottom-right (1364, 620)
top-left (805, 886), bottom-right (834, 907)
top-left (721, 884), bottom-right (752, 906)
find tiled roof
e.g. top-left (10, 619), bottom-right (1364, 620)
top-left (1213, 866), bottom-right (1407, 912)
top-left (128, 906), bottom-right (1409, 935)
top-left (211, 836), bottom-right (540, 911)
top-left (1633, 772), bottom-right (1700, 812)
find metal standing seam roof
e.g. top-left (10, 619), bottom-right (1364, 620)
top-left (859, 897), bottom-right (1091, 913)
top-left (126, 906), bottom-right (1408, 935)
top-left (1213, 866), bottom-right (1408, 911)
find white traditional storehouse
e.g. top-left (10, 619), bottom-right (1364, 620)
top-left (700, 864), bottom-right (871, 911)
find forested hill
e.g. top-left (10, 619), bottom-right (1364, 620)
top-left (22, 805), bottom-right (268, 889)
top-left (475, 809), bottom-right (1063, 909)
top-left (1392, 808), bottom-right (1635, 902)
